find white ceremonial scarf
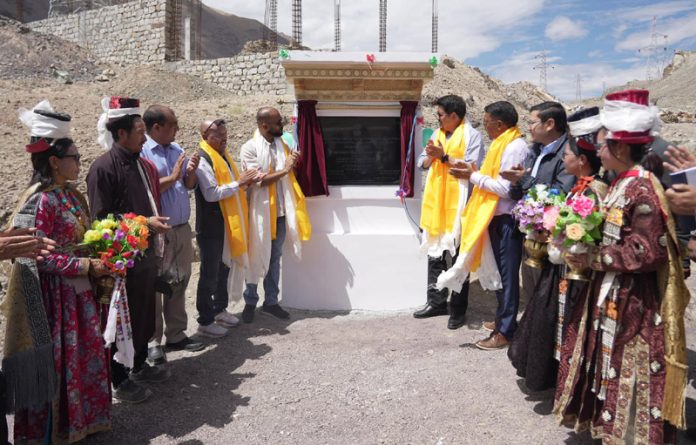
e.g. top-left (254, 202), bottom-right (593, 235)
top-left (18, 99), bottom-right (71, 139)
top-left (97, 97), bottom-right (141, 150)
top-left (419, 120), bottom-right (477, 259)
top-left (246, 129), bottom-right (303, 283)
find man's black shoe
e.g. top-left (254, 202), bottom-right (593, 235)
top-left (242, 304), bottom-right (256, 323)
top-left (447, 313), bottom-right (466, 330)
top-left (261, 303), bottom-right (290, 320)
top-left (166, 337), bottom-right (205, 352)
top-left (413, 303), bottom-right (448, 318)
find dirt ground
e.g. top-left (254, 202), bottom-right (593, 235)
top-left (7, 264), bottom-right (690, 445)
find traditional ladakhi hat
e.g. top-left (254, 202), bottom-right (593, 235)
top-left (97, 96), bottom-right (141, 150)
top-left (600, 89), bottom-right (660, 144)
top-left (568, 106), bottom-right (602, 151)
top-left (18, 99), bottom-right (72, 153)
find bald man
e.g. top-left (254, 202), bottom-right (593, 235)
top-left (240, 107), bottom-right (307, 323)
top-left (141, 105), bottom-right (203, 364)
top-left (194, 118), bottom-right (259, 337)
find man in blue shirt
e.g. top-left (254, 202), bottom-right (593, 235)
top-left (142, 105), bottom-right (204, 364)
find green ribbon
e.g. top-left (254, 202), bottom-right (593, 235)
top-left (429, 56), bottom-right (438, 68)
top-left (279, 49), bottom-right (289, 59)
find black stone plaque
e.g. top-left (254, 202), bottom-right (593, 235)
top-left (320, 117), bottom-right (402, 186)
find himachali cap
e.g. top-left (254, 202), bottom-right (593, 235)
top-left (568, 107), bottom-right (602, 151)
top-left (600, 89), bottom-right (660, 144)
top-left (18, 99), bottom-right (72, 153)
top-left (97, 96), bottom-right (141, 150)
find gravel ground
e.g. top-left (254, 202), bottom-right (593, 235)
top-left (13, 264), bottom-right (682, 445)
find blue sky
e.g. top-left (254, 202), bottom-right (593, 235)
top-left (202, 0), bottom-right (696, 101)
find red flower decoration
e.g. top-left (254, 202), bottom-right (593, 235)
top-left (366, 54), bottom-right (375, 63)
top-left (123, 212), bottom-right (136, 219)
top-left (416, 116), bottom-right (425, 126)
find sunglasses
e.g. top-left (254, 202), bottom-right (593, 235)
top-left (204, 119), bottom-right (226, 135)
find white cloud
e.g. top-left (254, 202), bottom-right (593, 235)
top-left (545, 16), bottom-right (588, 41)
top-left (616, 11), bottom-right (696, 51)
top-left (202, 0), bottom-right (544, 59)
top-left (489, 50), bottom-right (646, 100)
top-left (619, 0), bottom-right (696, 23)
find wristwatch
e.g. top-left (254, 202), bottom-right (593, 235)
top-left (440, 154), bottom-right (449, 164)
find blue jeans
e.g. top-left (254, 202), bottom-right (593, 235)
top-left (196, 235), bottom-right (229, 326)
top-left (244, 216), bottom-right (286, 306)
top-left (488, 214), bottom-right (523, 339)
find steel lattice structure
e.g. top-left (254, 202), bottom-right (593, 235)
top-left (334, 0), bottom-right (341, 51)
top-left (292, 0), bottom-right (302, 47)
top-left (431, 0), bottom-right (438, 53)
top-left (263, 0), bottom-right (278, 51)
top-left (379, 0), bottom-right (387, 52)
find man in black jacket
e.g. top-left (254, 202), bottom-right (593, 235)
top-left (495, 102), bottom-right (575, 332)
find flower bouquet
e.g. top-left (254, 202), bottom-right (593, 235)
top-left (81, 213), bottom-right (149, 368)
top-left (512, 184), bottom-right (566, 269)
top-left (551, 194), bottom-right (603, 281)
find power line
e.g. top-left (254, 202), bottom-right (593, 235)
top-left (334, 0), bottom-right (341, 51)
top-left (638, 16), bottom-right (668, 81)
top-left (379, 0), bottom-right (387, 52)
top-left (431, 0), bottom-right (438, 53)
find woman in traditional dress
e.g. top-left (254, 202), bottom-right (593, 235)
top-left (555, 90), bottom-right (689, 444)
top-left (508, 107), bottom-right (606, 392)
top-left (3, 101), bottom-right (112, 444)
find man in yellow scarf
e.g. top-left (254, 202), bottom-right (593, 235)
top-left (415, 95), bottom-right (484, 330)
top-left (194, 119), bottom-right (260, 338)
top-left (240, 108), bottom-right (311, 324)
top-left (446, 101), bottom-right (529, 350)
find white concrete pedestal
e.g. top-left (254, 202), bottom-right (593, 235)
top-left (281, 186), bottom-right (426, 311)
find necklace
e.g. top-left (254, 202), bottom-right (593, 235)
top-left (55, 188), bottom-right (83, 218)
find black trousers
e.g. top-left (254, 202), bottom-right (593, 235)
top-left (195, 236), bottom-right (230, 326)
top-left (111, 345), bottom-right (147, 388)
top-left (426, 250), bottom-right (469, 314)
top-left (0, 371), bottom-right (8, 445)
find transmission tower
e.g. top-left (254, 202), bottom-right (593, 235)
top-left (292, 0), bottom-right (302, 48)
top-left (379, 0), bottom-right (387, 52)
top-left (575, 74), bottom-right (582, 101)
top-left (264, 0), bottom-right (278, 51)
top-left (431, 0), bottom-right (438, 53)
top-left (638, 16), bottom-right (668, 81)
top-left (334, 0), bottom-right (341, 51)
top-left (533, 51), bottom-right (554, 92)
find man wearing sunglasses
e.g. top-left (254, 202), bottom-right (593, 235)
top-left (194, 118), bottom-right (261, 337)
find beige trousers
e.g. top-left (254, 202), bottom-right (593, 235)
top-left (150, 223), bottom-right (193, 345)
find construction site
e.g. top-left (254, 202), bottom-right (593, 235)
top-left (1, 0), bottom-right (696, 443)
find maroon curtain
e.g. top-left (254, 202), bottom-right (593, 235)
top-left (399, 101), bottom-right (418, 198)
top-left (296, 100), bottom-right (329, 196)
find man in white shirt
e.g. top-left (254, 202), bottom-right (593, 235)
top-left (450, 101), bottom-right (529, 350)
top-left (194, 119), bottom-right (259, 337)
top-left (239, 108), bottom-right (303, 324)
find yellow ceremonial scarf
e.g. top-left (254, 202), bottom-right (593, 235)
top-left (459, 126), bottom-right (522, 270)
top-left (199, 139), bottom-right (249, 257)
top-left (270, 139), bottom-right (312, 242)
top-left (420, 122), bottom-right (467, 237)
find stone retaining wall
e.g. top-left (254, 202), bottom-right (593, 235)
top-left (28, 0), bottom-right (170, 64)
top-left (172, 53), bottom-right (288, 96)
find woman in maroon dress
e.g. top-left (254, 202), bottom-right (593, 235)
top-left (6, 105), bottom-right (111, 444)
top-left (555, 90), bottom-right (689, 444)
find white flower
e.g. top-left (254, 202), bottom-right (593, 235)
top-left (602, 410), bottom-right (612, 422)
top-left (651, 407), bottom-right (662, 419)
top-left (654, 313), bottom-right (662, 326)
top-left (650, 361), bottom-right (661, 373)
top-left (607, 367), bottom-right (617, 379)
